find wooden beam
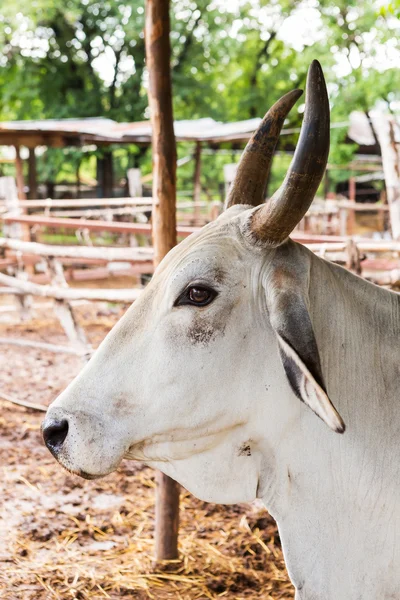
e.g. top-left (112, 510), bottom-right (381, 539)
top-left (17, 197), bottom-right (204, 209)
top-left (3, 215), bottom-right (351, 245)
top-left (0, 336), bottom-right (84, 355)
top-left (45, 207), bottom-right (154, 218)
top-left (3, 214), bottom-right (198, 237)
top-left (18, 197), bottom-right (154, 209)
top-left (30, 263), bottom-right (154, 284)
top-left (336, 200), bottom-right (389, 212)
top-left (0, 134), bottom-right (65, 147)
top-left (145, 0), bottom-right (180, 563)
top-left (0, 237), bottom-right (153, 261)
top-left (0, 271), bottom-right (142, 303)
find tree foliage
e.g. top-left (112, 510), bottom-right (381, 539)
top-left (0, 0), bottom-right (399, 189)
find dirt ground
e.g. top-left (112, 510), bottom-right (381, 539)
top-left (0, 303), bottom-right (293, 600)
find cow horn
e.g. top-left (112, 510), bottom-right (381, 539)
top-left (250, 60), bottom-right (330, 244)
top-left (225, 88), bottom-right (302, 210)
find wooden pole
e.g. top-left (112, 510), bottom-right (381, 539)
top-left (145, 0), bottom-right (180, 561)
top-left (146, 0), bottom-right (177, 263)
top-left (28, 148), bottom-right (37, 200)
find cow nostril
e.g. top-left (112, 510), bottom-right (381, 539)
top-left (42, 419), bottom-right (69, 453)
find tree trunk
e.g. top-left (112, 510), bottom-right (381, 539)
top-left (145, 0), bottom-right (180, 561)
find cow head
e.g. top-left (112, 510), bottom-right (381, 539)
top-left (42, 61), bottom-right (344, 506)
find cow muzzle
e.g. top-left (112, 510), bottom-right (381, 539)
top-left (42, 416), bottom-right (69, 457)
top-left (42, 403), bottom-right (130, 480)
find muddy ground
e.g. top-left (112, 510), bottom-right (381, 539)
top-left (0, 303), bottom-right (293, 600)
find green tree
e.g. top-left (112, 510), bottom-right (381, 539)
top-left (0, 0), bottom-right (399, 192)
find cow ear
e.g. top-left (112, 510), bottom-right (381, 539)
top-left (266, 264), bottom-right (345, 434)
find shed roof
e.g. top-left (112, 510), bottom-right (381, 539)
top-left (1, 114), bottom-right (373, 151)
top-left (0, 116), bottom-right (262, 148)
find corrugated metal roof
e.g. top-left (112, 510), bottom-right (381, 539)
top-left (0, 114), bottom-right (359, 148)
top-left (0, 116), bottom-right (262, 146)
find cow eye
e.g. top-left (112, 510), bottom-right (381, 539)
top-left (175, 285), bottom-right (217, 307)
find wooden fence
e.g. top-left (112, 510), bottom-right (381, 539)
top-left (0, 188), bottom-right (399, 358)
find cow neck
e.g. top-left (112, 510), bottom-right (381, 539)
top-left (260, 247), bottom-right (400, 600)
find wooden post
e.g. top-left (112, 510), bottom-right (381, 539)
top-left (1, 176), bottom-right (32, 318)
top-left (339, 206), bottom-right (347, 236)
top-left (145, 0), bottom-right (180, 561)
top-left (28, 148), bottom-right (37, 200)
top-left (76, 157), bottom-right (81, 199)
top-left (347, 176), bottom-right (356, 235)
top-left (345, 239), bottom-right (362, 275)
top-left (103, 150), bottom-right (114, 198)
top-left (14, 146), bottom-right (31, 243)
top-left (2, 176), bottom-right (21, 239)
top-left (96, 155), bottom-right (104, 198)
top-left (223, 163), bottom-right (237, 198)
top-left (192, 142), bottom-right (202, 225)
top-left (128, 168), bottom-right (143, 198)
top-left (14, 146), bottom-right (27, 201)
top-left (46, 257), bottom-right (92, 359)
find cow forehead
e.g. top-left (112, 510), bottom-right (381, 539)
top-left (154, 206), bottom-right (254, 282)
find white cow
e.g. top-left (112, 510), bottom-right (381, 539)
top-left (43, 61), bottom-right (400, 600)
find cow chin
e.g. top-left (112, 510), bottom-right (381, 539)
top-left (52, 442), bottom-right (124, 481)
top-left (56, 452), bottom-right (119, 480)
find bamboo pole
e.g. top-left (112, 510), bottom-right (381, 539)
top-left (145, 0), bottom-right (180, 562)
